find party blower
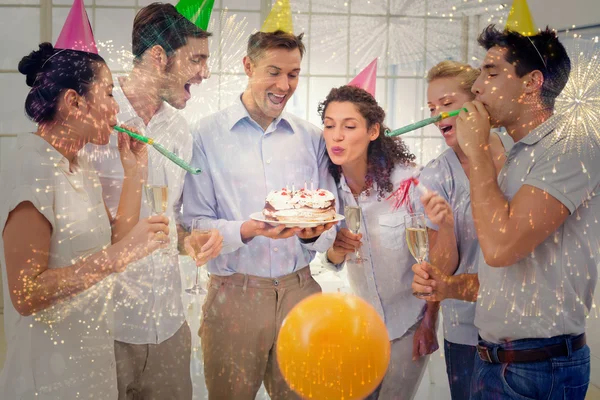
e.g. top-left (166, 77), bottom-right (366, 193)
top-left (385, 108), bottom-right (467, 137)
top-left (114, 126), bottom-right (201, 174)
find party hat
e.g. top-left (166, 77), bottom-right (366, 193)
top-left (505, 0), bottom-right (537, 36)
top-left (176, 0), bottom-right (215, 31)
top-left (55, 0), bottom-right (98, 54)
top-left (261, 0), bottom-right (293, 33)
top-left (348, 58), bottom-right (378, 97)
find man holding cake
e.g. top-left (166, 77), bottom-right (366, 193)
top-left (181, 3), bottom-right (337, 399)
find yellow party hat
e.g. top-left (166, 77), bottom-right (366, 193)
top-left (261, 0), bottom-right (293, 33)
top-left (505, 0), bottom-right (537, 36)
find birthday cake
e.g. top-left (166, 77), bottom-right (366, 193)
top-left (263, 188), bottom-right (336, 222)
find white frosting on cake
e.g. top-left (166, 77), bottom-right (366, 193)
top-left (265, 189), bottom-right (294, 210)
top-left (263, 188), bottom-right (336, 222)
top-left (297, 189), bottom-right (335, 209)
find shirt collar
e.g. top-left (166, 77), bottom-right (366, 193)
top-left (114, 75), bottom-right (173, 130)
top-left (228, 94), bottom-right (295, 135)
top-left (227, 95), bottom-right (250, 130)
top-left (517, 113), bottom-right (563, 146)
top-left (19, 133), bottom-right (77, 175)
top-left (338, 173), bottom-right (351, 193)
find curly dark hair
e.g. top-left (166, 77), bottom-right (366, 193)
top-left (318, 85), bottom-right (415, 199)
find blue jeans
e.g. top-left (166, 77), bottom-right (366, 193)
top-left (471, 334), bottom-right (590, 400)
top-left (444, 340), bottom-right (477, 400)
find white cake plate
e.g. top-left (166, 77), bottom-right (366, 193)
top-left (250, 212), bottom-right (345, 228)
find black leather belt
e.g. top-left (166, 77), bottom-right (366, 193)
top-left (477, 334), bottom-right (586, 364)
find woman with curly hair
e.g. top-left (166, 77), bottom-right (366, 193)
top-left (314, 85), bottom-right (436, 399)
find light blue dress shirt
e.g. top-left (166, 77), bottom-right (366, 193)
top-left (182, 96), bottom-right (336, 278)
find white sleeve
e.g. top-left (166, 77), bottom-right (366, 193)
top-left (311, 250), bottom-right (345, 272)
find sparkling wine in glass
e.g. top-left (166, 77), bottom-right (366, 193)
top-left (405, 213), bottom-right (431, 297)
top-left (186, 219), bottom-right (212, 295)
top-left (145, 185), bottom-right (168, 214)
top-left (145, 166), bottom-right (169, 253)
top-left (344, 206), bottom-right (366, 263)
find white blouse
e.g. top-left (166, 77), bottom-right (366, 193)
top-left (0, 134), bottom-right (116, 399)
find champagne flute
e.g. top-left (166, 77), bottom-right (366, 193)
top-left (144, 166), bottom-right (169, 253)
top-left (344, 206), bottom-right (366, 263)
top-left (186, 218), bottom-right (212, 295)
top-left (405, 213), bottom-right (431, 297)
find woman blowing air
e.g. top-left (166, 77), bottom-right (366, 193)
top-left (0, 43), bottom-right (169, 399)
top-left (314, 85), bottom-right (436, 399)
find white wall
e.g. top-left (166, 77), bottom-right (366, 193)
top-left (529, 0), bottom-right (599, 30)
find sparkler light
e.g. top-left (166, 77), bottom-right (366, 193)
top-left (554, 37), bottom-right (600, 154)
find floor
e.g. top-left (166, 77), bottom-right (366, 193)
top-left (1, 258), bottom-right (600, 399)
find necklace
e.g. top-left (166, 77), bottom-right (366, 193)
top-left (351, 175), bottom-right (374, 201)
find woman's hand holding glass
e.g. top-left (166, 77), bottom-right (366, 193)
top-left (114, 215), bottom-right (171, 273)
top-left (344, 206), bottom-right (367, 263)
top-left (405, 213), bottom-right (431, 297)
top-left (327, 228), bottom-right (362, 264)
top-left (411, 262), bottom-right (451, 302)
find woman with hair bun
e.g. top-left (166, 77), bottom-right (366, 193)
top-left (0, 42), bottom-right (169, 399)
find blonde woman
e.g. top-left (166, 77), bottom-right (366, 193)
top-left (412, 60), bottom-right (512, 399)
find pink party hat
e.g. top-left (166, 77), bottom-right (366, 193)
top-left (55, 0), bottom-right (98, 54)
top-left (348, 58), bottom-right (377, 97)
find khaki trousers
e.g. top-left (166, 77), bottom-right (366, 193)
top-left (114, 322), bottom-right (193, 400)
top-left (200, 266), bottom-right (321, 400)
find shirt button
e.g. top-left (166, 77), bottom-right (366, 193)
top-left (274, 247), bottom-right (278, 252)
top-left (266, 159), bottom-right (272, 164)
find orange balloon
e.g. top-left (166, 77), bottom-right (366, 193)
top-left (277, 293), bottom-right (390, 400)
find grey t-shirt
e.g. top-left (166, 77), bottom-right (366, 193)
top-left (416, 131), bottom-right (513, 346)
top-left (475, 115), bottom-right (600, 344)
